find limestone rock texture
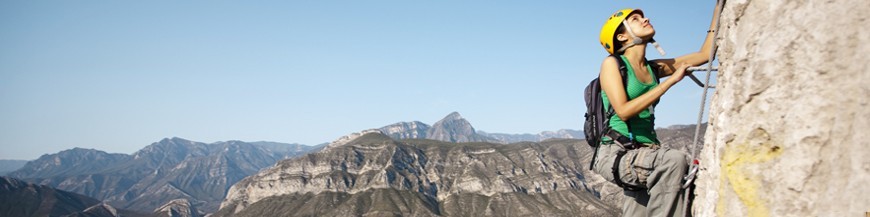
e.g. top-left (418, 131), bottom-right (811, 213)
top-left (695, 0), bottom-right (870, 216)
top-left (216, 132), bottom-right (622, 217)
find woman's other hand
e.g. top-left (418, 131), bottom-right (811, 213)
top-left (666, 62), bottom-right (691, 86)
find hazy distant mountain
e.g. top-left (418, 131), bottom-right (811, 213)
top-left (0, 160), bottom-right (28, 175)
top-left (0, 176), bottom-right (148, 217)
top-left (8, 138), bottom-right (319, 213)
top-left (378, 112), bottom-right (583, 144)
top-left (7, 148), bottom-right (131, 178)
top-left (247, 141), bottom-right (324, 158)
top-left (377, 112), bottom-right (494, 143)
top-left (479, 129), bottom-right (585, 144)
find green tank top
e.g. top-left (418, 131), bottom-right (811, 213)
top-left (601, 55), bottom-right (660, 144)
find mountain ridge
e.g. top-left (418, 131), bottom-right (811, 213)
top-left (8, 138), bottom-right (319, 213)
top-left (9, 112), bottom-right (704, 216)
top-left (215, 119), bottom-right (705, 216)
top-left (377, 112), bottom-right (585, 144)
top-left (216, 132), bottom-right (625, 216)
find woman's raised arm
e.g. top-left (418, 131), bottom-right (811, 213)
top-left (652, 2), bottom-right (722, 77)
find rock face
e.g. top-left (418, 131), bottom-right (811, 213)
top-left (216, 132), bottom-right (621, 217)
top-left (695, 0), bottom-right (870, 216)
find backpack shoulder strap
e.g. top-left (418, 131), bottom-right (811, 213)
top-left (605, 54), bottom-right (629, 118)
top-left (644, 58), bottom-right (660, 83)
top-left (644, 58), bottom-right (662, 108)
top-left (609, 54), bottom-right (634, 141)
top-left (612, 54), bottom-right (629, 82)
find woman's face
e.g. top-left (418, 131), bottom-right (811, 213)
top-left (620, 13), bottom-right (656, 42)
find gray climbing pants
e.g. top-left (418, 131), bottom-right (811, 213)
top-left (593, 140), bottom-right (689, 217)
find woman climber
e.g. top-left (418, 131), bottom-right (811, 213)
top-left (591, 4), bottom-right (721, 217)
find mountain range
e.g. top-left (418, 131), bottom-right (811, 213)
top-left (377, 112), bottom-right (584, 143)
top-left (215, 133), bottom-right (622, 217)
top-left (1, 176), bottom-right (210, 217)
top-left (7, 139), bottom-right (321, 213)
top-left (2, 112), bottom-right (704, 216)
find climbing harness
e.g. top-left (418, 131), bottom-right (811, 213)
top-left (681, 0), bottom-right (725, 216)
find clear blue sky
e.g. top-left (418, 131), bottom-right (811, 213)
top-left (0, 0), bottom-right (718, 160)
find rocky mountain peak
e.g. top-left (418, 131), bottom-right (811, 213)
top-left (133, 137), bottom-right (207, 160)
top-left (8, 148), bottom-right (130, 179)
top-left (427, 112), bottom-right (490, 143)
top-left (433, 112), bottom-right (470, 127)
top-left (50, 148), bottom-right (119, 161)
top-left (443, 111), bottom-right (463, 120)
top-left (374, 112), bottom-right (587, 144)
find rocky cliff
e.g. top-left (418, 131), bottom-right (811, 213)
top-left (695, 0), bottom-right (870, 216)
top-left (216, 132), bottom-right (622, 217)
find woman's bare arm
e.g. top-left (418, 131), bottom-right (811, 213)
top-left (651, 2), bottom-right (722, 77)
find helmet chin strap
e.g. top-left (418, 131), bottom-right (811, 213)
top-left (617, 20), bottom-right (666, 56)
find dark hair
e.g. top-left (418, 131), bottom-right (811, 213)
top-left (612, 24), bottom-right (626, 54)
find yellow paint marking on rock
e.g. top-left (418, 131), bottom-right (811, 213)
top-left (716, 142), bottom-right (783, 217)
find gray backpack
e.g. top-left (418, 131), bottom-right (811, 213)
top-left (583, 55), bottom-right (628, 148)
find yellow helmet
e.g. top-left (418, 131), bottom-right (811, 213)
top-left (599, 8), bottom-right (643, 54)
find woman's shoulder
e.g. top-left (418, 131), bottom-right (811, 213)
top-left (602, 55), bottom-right (621, 63)
top-left (600, 55), bottom-right (622, 69)
top-left (601, 55), bottom-right (626, 74)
